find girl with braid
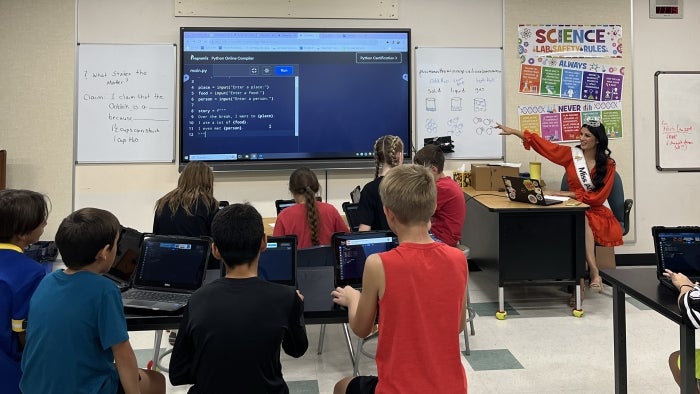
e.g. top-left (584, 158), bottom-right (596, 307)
top-left (357, 135), bottom-right (405, 231)
top-left (274, 167), bottom-right (348, 249)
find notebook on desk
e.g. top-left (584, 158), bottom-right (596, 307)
top-left (653, 226), bottom-right (700, 291)
top-left (333, 231), bottom-right (398, 288)
top-left (502, 176), bottom-right (563, 206)
top-left (122, 234), bottom-right (210, 312)
top-left (257, 236), bottom-right (297, 286)
top-left (106, 227), bottom-right (142, 291)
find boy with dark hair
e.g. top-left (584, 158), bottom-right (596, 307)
top-left (0, 189), bottom-right (49, 394)
top-left (20, 208), bottom-right (165, 394)
top-left (413, 144), bottom-right (467, 247)
top-left (170, 203), bottom-right (308, 393)
top-left (332, 164), bottom-right (468, 394)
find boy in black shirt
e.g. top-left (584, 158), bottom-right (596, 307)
top-left (169, 203), bottom-right (308, 393)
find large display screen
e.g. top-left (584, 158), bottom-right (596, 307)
top-left (179, 28), bottom-right (412, 170)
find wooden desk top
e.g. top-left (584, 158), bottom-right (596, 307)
top-left (263, 217), bottom-right (276, 236)
top-left (462, 186), bottom-right (589, 211)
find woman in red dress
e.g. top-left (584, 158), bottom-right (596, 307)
top-left (496, 121), bottom-right (623, 297)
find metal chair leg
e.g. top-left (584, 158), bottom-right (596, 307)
top-left (353, 337), bottom-right (363, 376)
top-left (342, 323), bottom-right (356, 369)
top-left (458, 243), bottom-right (476, 355)
top-left (353, 329), bottom-right (379, 376)
top-left (463, 278), bottom-right (476, 355)
top-left (317, 324), bottom-right (326, 355)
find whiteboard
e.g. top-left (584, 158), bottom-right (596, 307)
top-left (655, 71), bottom-right (700, 171)
top-left (76, 44), bottom-right (176, 163)
top-left (415, 47), bottom-right (503, 159)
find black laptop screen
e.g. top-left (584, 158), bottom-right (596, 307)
top-left (258, 237), bottom-right (296, 286)
top-left (656, 230), bottom-right (700, 275)
top-left (333, 232), bottom-right (398, 287)
top-left (134, 237), bottom-right (210, 291)
top-left (110, 227), bottom-right (142, 282)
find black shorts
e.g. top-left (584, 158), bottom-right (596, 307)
top-left (346, 375), bottom-right (379, 394)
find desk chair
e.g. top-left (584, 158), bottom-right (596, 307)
top-left (458, 192), bottom-right (476, 354)
top-left (342, 202), bottom-right (361, 232)
top-left (350, 185), bottom-right (361, 203)
top-left (457, 244), bottom-right (476, 355)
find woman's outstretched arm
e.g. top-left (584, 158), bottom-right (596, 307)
top-left (496, 123), bottom-right (525, 139)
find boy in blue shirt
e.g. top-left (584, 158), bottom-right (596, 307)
top-left (0, 189), bottom-right (49, 394)
top-left (20, 208), bottom-right (164, 394)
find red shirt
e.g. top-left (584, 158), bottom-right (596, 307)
top-left (376, 242), bottom-right (468, 394)
top-left (273, 202), bottom-right (349, 248)
top-left (431, 177), bottom-right (466, 247)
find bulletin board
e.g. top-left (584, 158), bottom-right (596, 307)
top-left (76, 43), bottom-right (176, 163)
top-left (415, 47), bottom-right (503, 159)
top-left (654, 71), bottom-right (700, 171)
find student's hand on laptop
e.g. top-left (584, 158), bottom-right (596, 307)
top-left (296, 290), bottom-right (304, 302)
top-left (663, 269), bottom-right (695, 290)
top-left (331, 286), bottom-right (360, 307)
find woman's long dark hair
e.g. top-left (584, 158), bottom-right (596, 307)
top-left (579, 123), bottom-right (614, 190)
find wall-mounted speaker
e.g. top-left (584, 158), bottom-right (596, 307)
top-left (649, 0), bottom-right (683, 19)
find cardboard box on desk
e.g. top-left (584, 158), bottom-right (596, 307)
top-left (470, 164), bottom-right (520, 191)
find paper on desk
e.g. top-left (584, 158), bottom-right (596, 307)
top-left (487, 162), bottom-right (521, 168)
top-left (544, 195), bottom-right (570, 202)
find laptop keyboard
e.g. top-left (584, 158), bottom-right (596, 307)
top-left (123, 290), bottom-right (189, 303)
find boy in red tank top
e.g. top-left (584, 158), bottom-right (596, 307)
top-left (332, 164), bottom-right (468, 394)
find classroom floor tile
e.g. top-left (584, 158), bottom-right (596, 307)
top-left (464, 349), bottom-right (523, 371)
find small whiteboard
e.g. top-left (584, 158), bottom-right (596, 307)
top-left (415, 47), bottom-right (503, 159)
top-left (655, 71), bottom-right (700, 171)
top-left (76, 44), bottom-right (176, 163)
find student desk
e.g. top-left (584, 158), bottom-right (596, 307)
top-left (462, 187), bottom-right (589, 317)
top-left (600, 267), bottom-right (696, 394)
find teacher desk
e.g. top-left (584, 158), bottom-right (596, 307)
top-left (461, 187), bottom-right (589, 318)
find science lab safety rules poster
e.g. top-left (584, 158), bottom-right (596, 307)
top-left (518, 24), bottom-right (622, 58)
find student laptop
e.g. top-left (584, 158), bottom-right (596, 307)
top-left (257, 236), bottom-right (297, 286)
top-left (275, 197), bottom-right (322, 215)
top-left (122, 234), bottom-right (211, 312)
top-left (296, 246), bottom-right (336, 312)
top-left (106, 227), bottom-right (142, 291)
top-left (332, 231), bottom-right (398, 288)
top-left (502, 176), bottom-right (563, 206)
top-left (653, 226), bottom-right (700, 291)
